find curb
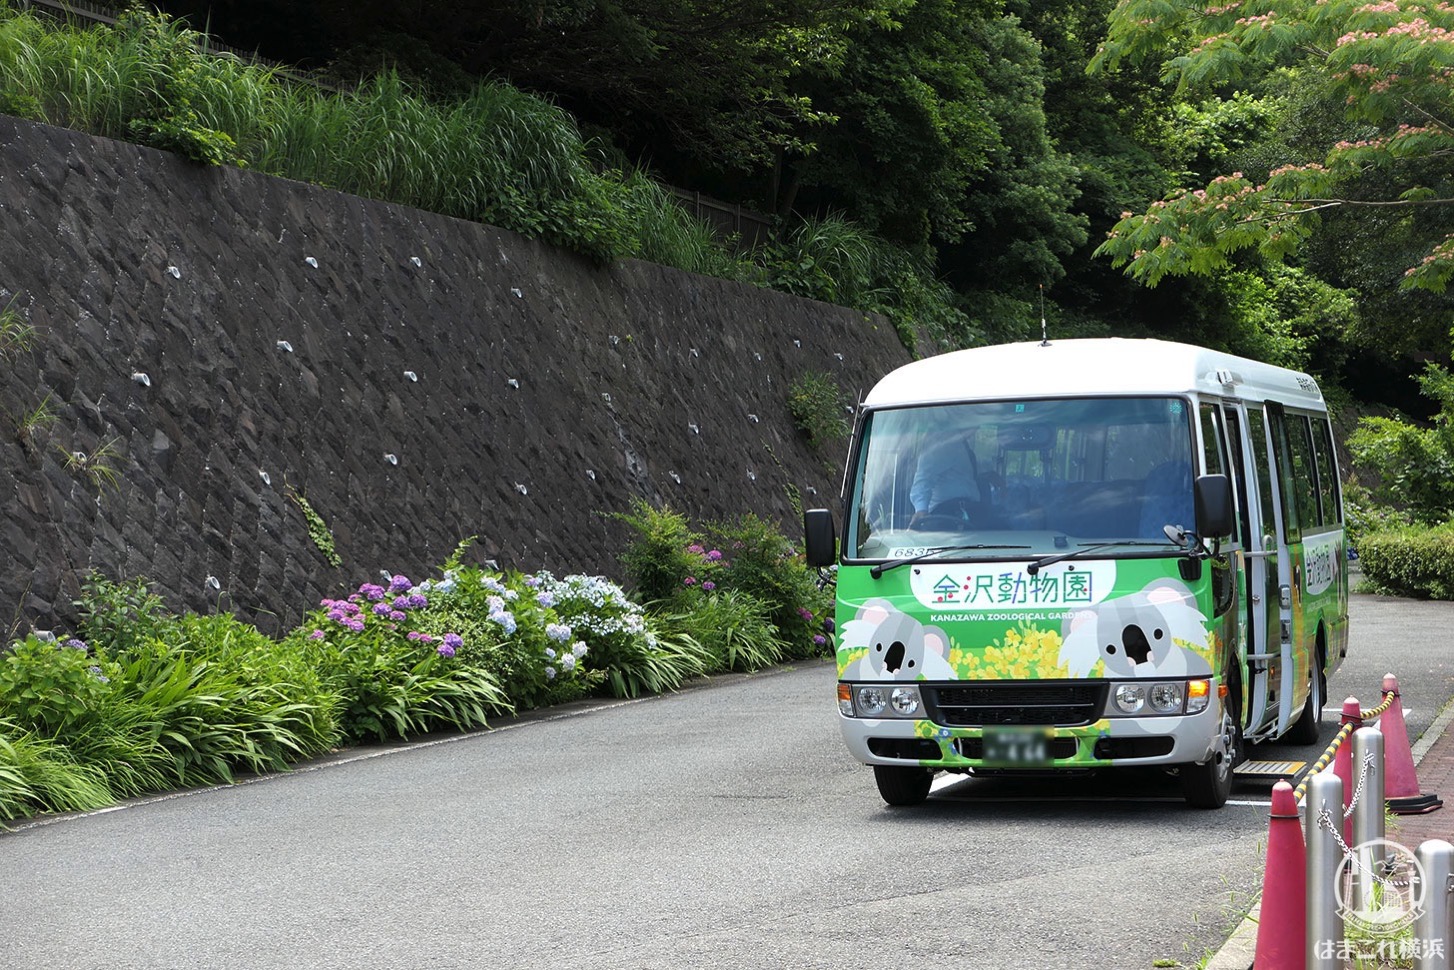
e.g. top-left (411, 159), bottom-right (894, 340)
top-left (1203, 692), bottom-right (1454, 970)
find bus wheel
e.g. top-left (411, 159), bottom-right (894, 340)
top-left (1181, 669), bottom-right (1242, 809)
top-left (873, 765), bottom-right (933, 806)
top-left (1285, 648), bottom-right (1325, 745)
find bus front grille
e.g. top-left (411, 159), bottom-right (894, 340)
top-left (925, 682), bottom-right (1107, 727)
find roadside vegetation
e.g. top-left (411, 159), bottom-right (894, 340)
top-left (5, 0), bottom-right (1454, 828)
top-left (0, 2), bottom-right (972, 349)
top-left (0, 507), bottom-right (833, 821)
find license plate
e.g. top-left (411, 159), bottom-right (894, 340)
top-left (982, 728), bottom-right (1052, 765)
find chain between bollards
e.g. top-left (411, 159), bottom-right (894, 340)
top-left (1293, 688), bottom-right (1395, 805)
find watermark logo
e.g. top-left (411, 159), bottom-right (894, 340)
top-left (1333, 837), bottom-right (1426, 936)
top-left (1319, 836), bottom-right (1445, 962)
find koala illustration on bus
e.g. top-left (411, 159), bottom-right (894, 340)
top-left (1058, 578), bottom-right (1212, 679)
top-left (840, 598), bottom-right (956, 681)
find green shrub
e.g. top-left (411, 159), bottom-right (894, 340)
top-left (1356, 523), bottom-right (1454, 599)
top-left (616, 500), bottom-right (706, 604)
top-left (787, 372), bottom-right (850, 452)
top-left (707, 512), bottom-right (835, 660)
top-left (660, 589), bottom-right (784, 672)
top-left (74, 572), bottom-right (179, 657)
top-left (1342, 478), bottom-right (1413, 551)
top-left (0, 634), bottom-right (113, 738)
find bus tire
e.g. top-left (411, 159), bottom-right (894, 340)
top-left (1181, 667), bottom-right (1242, 809)
top-left (873, 765), bottom-right (933, 806)
top-left (1286, 646), bottom-right (1326, 745)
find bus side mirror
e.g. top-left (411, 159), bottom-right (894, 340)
top-left (1195, 474), bottom-right (1233, 539)
top-left (804, 509), bottom-right (837, 567)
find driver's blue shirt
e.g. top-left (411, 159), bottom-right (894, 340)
top-left (910, 437), bottom-right (981, 513)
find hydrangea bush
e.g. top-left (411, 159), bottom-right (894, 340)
top-left (616, 504), bottom-right (836, 662)
top-left (297, 575), bottom-right (510, 741)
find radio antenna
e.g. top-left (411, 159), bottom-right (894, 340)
top-left (1039, 284), bottom-right (1049, 346)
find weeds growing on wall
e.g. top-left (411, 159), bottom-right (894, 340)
top-left (58, 435), bottom-right (122, 492)
top-left (0, 2), bottom-right (966, 347)
top-left (0, 294), bottom-right (35, 360)
top-left (288, 488), bottom-right (341, 568)
top-left (787, 371), bottom-right (849, 453)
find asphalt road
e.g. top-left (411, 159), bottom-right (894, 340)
top-left (4, 590), bottom-right (1452, 970)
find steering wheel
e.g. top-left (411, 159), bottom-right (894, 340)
top-left (928, 497), bottom-right (977, 520)
top-left (910, 497), bottom-right (976, 531)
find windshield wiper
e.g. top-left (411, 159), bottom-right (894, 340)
top-left (871, 544), bottom-right (1030, 579)
top-left (1025, 539), bottom-right (1177, 576)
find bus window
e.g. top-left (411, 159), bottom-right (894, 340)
top-left (1199, 402), bottom-right (1227, 476)
top-left (1222, 405), bottom-right (1251, 548)
top-left (1288, 415), bottom-right (1321, 530)
top-left (1248, 408), bottom-right (1279, 547)
top-left (1313, 419), bottom-right (1342, 527)
top-left (1269, 406), bottom-right (1301, 542)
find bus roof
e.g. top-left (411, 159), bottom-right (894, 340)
top-left (864, 338), bottom-right (1325, 410)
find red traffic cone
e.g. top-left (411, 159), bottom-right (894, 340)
top-left (1333, 696), bottom-right (1361, 845)
top-left (1378, 673), bottom-right (1443, 815)
top-left (1254, 781), bottom-right (1306, 970)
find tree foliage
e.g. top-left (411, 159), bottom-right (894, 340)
top-left (1091, 0), bottom-right (1454, 293)
top-left (1349, 361), bottom-right (1454, 522)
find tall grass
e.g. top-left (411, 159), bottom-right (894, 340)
top-left (0, 2), bottom-right (969, 345)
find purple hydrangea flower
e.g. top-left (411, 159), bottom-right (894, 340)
top-left (443, 633), bottom-right (464, 651)
top-left (813, 634), bottom-right (828, 646)
top-left (63, 638), bottom-right (87, 651)
top-left (683, 576), bottom-right (697, 586)
top-left (389, 610), bottom-right (407, 622)
top-left (687, 543), bottom-right (704, 555)
top-left (797, 607), bottom-right (814, 622)
top-left (407, 593), bottom-right (428, 609)
top-left (702, 581), bottom-right (716, 592)
top-left (437, 643), bottom-right (456, 658)
top-left (823, 617), bottom-right (835, 633)
top-left (309, 629), bottom-right (326, 640)
top-left (345, 619), bottom-right (365, 633)
top-left (535, 590), bottom-right (556, 608)
top-left (388, 574), bottom-right (412, 592)
top-left (372, 602), bottom-right (392, 616)
top-left (706, 549), bottom-right (723, 561)
top-left (359, 583), bottom-right (386, 601)
top-left (88, 665), bottom-right (109, 683)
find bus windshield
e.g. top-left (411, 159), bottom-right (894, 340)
top-left (846, 397), bottom-right (1196, 560)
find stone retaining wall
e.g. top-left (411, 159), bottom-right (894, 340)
top-left (0, 116), bottom-right (911, 634)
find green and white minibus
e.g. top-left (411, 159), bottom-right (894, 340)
top-left (804, 338), bottom-right (1349, 808)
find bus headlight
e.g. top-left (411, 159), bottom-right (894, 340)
top-left (856, 685), bottom-right (888, 716)
top-left (890, 686), bottom-right (921, 716)
top-left (1148, 682), bottom-right (1184, 714)
top-left (1113, 683), bottom-right (1146, 714)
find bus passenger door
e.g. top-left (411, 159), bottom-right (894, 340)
top-left (1243, 406), bottom-right (1292, 738)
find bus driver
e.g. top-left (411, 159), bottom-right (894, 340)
top-left (909, 431), bottom-right (982, 528)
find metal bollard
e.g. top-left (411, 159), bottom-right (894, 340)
top-left (1350, 727), bottom-right (1386, 914)
top-left (1415, 840), bottom-right (1454, 970)
top-left (1307, 770), bottom-right (1345, 970)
